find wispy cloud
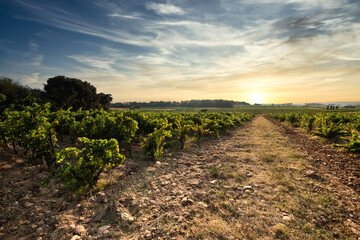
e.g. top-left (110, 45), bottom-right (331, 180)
top-left (0, 39), bottom-right (14, 44)
top-left (12, 0), bottom-right (154, 47)
top-left (22, 72), bottom-right (40, 85)
top-left (108, 12), bottom-right (143, 20)
top-left (146, 3), bottom-right (185, 15)
top-left (29, 41), bottom-right (38, 51)
top-left (31, 55), bottom-right (43, 66)
top-left (4, 0), bottom-right (360, 102)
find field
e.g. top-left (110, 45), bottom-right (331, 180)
top-left (0, 106), bottom-right (360, 239)
top-left (112, 105), bottom-right (360, 114)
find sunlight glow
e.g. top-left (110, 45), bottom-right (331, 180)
top-left (251, 93), bottom-right (264, 104)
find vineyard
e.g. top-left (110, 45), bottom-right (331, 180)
top-left (1, 105), bottom-right (360, 193)
top-left (268, 112), bottom-right (360, 153)
top-left (1, 105), bottom-right (360, 239)
top-left (0, 104), bottom-right (253, 192)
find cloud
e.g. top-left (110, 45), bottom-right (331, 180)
top-left (31, 55), bottom-right (43, 66)
top-left (13, 0), bottom-right (154, 47)
top-left (0, 39), bottom-right (15, 54)
top-left (6, 0), bottom-right (360, 103)
top-left (108, 12), bottom-right (143, 19)
top-left (146, 2), bottom-right (184, 15)
top-left (0, 39), bottom-right (14, 44)
top-left (29, 42), bottom-right (38, 51)
top-left (22, 72), bottom-right (40, 85)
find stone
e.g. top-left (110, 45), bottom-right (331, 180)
top-left (243, 186), bottom-right (252, 190)
top-left (181, 197), bottom-right (194, 206)
top-left (73, 225), bottom-right (86, 235)
top-left (97, 192), bottom-right (106, 197)
top-left (155, 161), bottom-right (161, 166)
top-left (38, 213), bottom-right (45, 219)
top-left (282, 215), bottom-right (293, 221)
top-left (35, 206), bottom-right (42, 212)
top-left (198, 202), bottom-right (208, 208)
top-left (31, 224), bottom-right (37, 229)
top-left (103, 230), bottom-right (110, 235)
top-left (71, 236), bottom-right (81, 240)
top-left (36, 227), bottom-right (44, 235)
top-left (210, 180), bottom-right (218, 184)
top-left (24, 202), bottom-right (33, 208)
top-left (38, 220), bottom-right (45, 225)
top-left (121, 212), bottom-right (130, 221)
top-left (161, 181), bottom-right (169, 186)
top-left (305, 170), bottom-right (315, 176)
top-left (144, 230), bottom-right (152, 239)
top-left (128, 217), bottom-right (135, 224)
top-left (98, 225), bottom-right (111, 235)
top-left (305, 170), bottom-right (321, 179)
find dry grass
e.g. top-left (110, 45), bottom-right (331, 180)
top-left (181, 116), bottom-right (359, 239)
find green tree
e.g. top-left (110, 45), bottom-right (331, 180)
top-left (44, 76), bottom-right (112, 110)
top-left (0, 93), bottom-right (6, 104)
top-left (97, 92), bottom-right (113, 110)
top-left (0, 77), bottom-right (36, 114)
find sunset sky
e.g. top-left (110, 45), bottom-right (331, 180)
top-left (0, 0), bottom-right (359, 103)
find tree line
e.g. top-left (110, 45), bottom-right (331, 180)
top-left (111, 100), bottom-right (250, 109)
top-left (0, 76), bottom-right (112, 114)
top-left (1, 75), bottom-right (250, 113)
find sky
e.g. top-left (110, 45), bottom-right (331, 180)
top-left (0, 0), bottom-right (359, 104)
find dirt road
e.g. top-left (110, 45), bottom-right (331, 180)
top-left (1, 116), bottom-right (360, 239)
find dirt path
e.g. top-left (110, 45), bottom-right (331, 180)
top-left (1, 116), bottom-right (360, 239)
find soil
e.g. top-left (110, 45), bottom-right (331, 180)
top-left (0, 115), bottom-right (359, 239)
top-left (266, 116), bottom-right (360, 194)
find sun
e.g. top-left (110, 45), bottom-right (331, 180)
top-left (251, 93), bottom-right (264, 104)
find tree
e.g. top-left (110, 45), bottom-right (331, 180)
top-left (0, 77), bottom-right (37, 114)
top-left (44, 76), bottom-right (112, 110)
top-left (97, 92), bottom-right (113, 110)
top-left (0, 93), bottom-right (6, 104)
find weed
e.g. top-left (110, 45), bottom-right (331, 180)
top-left (289, 153), bottom-right (303, 159)
top-left (261, 153), bottom-right (277, 163)
top-left (210, 166), bottom-right (219, 177)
